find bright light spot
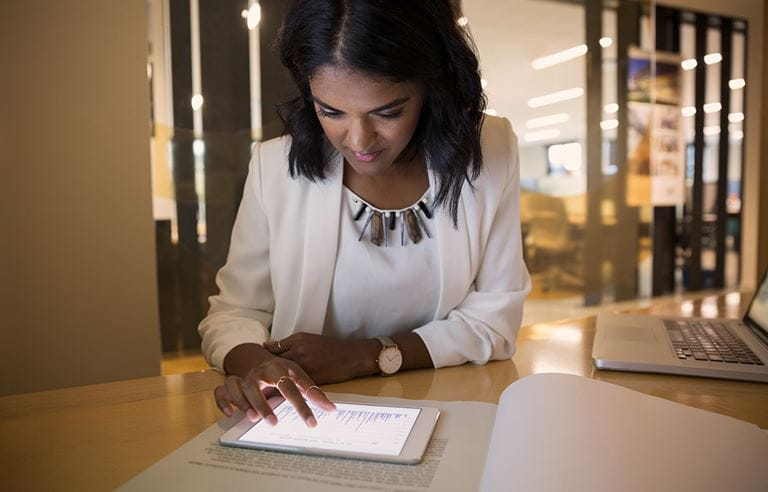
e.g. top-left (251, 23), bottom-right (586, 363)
top-left (704, 53), bottom-right (722, 65)
top-left (246, 3), bottom-right (261, 30)
top-left (681, 106), bottom-right (696, 117)
top-left (526, 113), bottom-right (569, 129)
top-left (481, 78), bottom-right (488, 89)
top-left (599, 37), bottom-right (613, 48)
top-left (484, 109), bottom-right (498, 116)
top-left (681, 58), bottom-right (697, 70)
top-left (524, 128), bottom-right (560, 143)
top-left (728, 112), bottom-right (744, 123)
top-left (729, 78), bottom-right (746, 90)
top-left (680, 301), bottom-right (694, 315)
top-left (193, 139), bottom-right (205, 156)
top-left (241, 9), bottom-right (248, 18)
top-left (703, 102), bottom-right (722, 113)
top-left (532, 44), bottom-right (588, 70)
top-left (527, 87), bottom-right (584, 108)
top-left (703, 126), bottom-right (721, 136)
top-left (604, 103), bottom-right (619, 114)
top-left (549, 142), bottom-right (582, 173)
top-left (191, 94), bottom-right (204, 111)
top-left (457, 16), bottom-right (468, 27)
top-left (147, 62), bottom-right (152, 80)
top-left (701, 297), bottom-right (718, 318)
top-left (731, 130), bottom-right (744, 140)
top-left (725, 292), bottom-right (741, 307)
top-left (600, 119), bottom-right (619, 130)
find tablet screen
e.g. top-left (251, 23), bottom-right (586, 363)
top-left (238, 400), bottom-right (422, 456)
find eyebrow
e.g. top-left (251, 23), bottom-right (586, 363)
top-left (312, 96), bottom-right (411, 114)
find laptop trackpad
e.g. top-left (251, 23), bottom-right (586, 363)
top-left (606, 324), bottom-right (658, 343)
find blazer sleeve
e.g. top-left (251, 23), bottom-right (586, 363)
top-left (198, 145), bottom-right (275, 371)
top-left (413, 122), bottom-right (531, 368)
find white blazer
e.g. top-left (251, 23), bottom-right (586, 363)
top-left (199, 115), bottom-right (531, 371)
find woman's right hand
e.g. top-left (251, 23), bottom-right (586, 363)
top-left (215, 343), bottom-right (336, 427)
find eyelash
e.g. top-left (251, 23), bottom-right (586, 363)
top-left (316, 109), bottom-right (404, 120)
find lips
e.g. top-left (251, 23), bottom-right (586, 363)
top-left (352, 150), bottom-right (383, 162)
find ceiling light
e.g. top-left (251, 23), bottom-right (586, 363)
top-left (191, 94), bottom-right (204, 111)
top-left (527, 87), bottom-right (584, 108)
top-left (703, 126), bottom-right (721, 136)
top-left (703, 102), bottom-right (722, 113)
top-left (729, 78), bottom-right (746, 90)
top-left (599, 37), bottom-right (613, 48)
top-left (600, 119), bottom-right (619, 130)
top-left (681, 106), bottom-right (696, 117)
top-left (532, 45), bottom-right (588, 70)
top-left (246, 3), bottom-right (261, 30)
top-left (524, 129), bottom-right (560, 143)
top-left (704, 53), bottom-right (722, 65)
top-left (604, 103), bottom-right (619, 114)
top-left (526, 113), bottom-right (569, 129)
top-left (728, 112), bottom-right (744, 123)
top-left (681, 58), bottom-right (697, 70)
top-left (457, 16), bottom-right (468, 27)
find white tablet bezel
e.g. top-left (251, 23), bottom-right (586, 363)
top-left (218, 399), bottom-right (440, 464)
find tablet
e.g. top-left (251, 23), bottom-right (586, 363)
top-left (219, 399), bottom-right (440, 464)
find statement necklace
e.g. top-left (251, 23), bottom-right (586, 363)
top-left (349, 189), bottom-right (433, 247)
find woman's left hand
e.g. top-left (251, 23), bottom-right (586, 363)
top-left (264, 333), bottom-right (379, 385)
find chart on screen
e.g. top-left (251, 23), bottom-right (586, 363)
top-left (238, 401), bottom-right (421, 455)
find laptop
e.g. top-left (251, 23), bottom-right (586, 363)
top-left (593, 269), bottom-right (768, 383)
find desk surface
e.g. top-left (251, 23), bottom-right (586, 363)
top-left (2, 292), bottom-right (767, 490)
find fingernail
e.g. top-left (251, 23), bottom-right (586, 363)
top-left (307, 416), bottom-right (317, 428)
top-left (246, 409), bottom-right (259, 422)
top-left (267, 415), bottom-right (278, 426)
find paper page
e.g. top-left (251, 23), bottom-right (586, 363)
top-left (119, 393), bottom-right (496, 492)
top-left (480, 373), bottom-right (768, 492)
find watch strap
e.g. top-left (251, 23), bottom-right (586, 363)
top-left (374, 336), bottom-right (397, 350)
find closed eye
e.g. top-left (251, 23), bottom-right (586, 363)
top-left (376, 109), bottom-right (404, 119)
top-left (317, 108), bottom-right (343, 119)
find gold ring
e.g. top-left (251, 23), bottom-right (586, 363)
top-left (276, 376), bottom-right (290, 388)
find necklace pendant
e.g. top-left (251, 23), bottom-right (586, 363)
top-left (370, 211), bottom-right (384, 246)
top-left (404, 209), bottom-right (423, 244)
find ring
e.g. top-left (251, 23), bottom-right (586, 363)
top-left (277, 340), bottom-right (283, 352)
top-left (276, 376), bottom-right (291, 388)
top-left (306, 385), bottom-right (320, 394)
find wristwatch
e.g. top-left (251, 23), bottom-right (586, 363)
top-left (373, 336), bottom-right (403, 375)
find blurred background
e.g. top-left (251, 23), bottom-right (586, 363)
top-left (2, 0), bottom-right (768, 395)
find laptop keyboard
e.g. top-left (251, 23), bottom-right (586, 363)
top-left (664, 320), bottom-right (765, 365)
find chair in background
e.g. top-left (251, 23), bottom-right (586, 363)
top-left (522, 193), bottom-right (582, 293)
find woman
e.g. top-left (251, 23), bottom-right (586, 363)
top-left (200, 0), bottom-right (530, 428)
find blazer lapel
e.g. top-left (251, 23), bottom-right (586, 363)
top-left (292, 154), bottom-right (343, 335)
top-left (430, 170), bottom-right (472, 319)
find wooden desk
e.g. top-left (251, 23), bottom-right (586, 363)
top-left (2, 292), bottom-right (767, 490)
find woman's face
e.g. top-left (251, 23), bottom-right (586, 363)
top-left (309, 65), bottom-right (425, 178)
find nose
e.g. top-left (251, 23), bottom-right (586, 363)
top-left (346, 118), bottom-right (377, 152)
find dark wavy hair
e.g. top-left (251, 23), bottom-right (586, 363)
top-left (277, 0), bottom-right (486, 224)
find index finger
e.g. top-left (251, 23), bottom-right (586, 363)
top-left (288, 366), bottom-right (336, 412)
top-left (275, 376), bottom-right (318, 427)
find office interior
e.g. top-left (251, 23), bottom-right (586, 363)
top-left (2, 0), bottom-right (768, 396)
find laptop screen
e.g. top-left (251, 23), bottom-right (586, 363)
top-left (745, 270), bottom-right (768, 340)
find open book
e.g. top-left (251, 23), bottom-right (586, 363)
top-left (121, 373), bottom-right (768, 491)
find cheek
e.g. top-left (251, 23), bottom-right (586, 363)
top-left (317, 119), bottom-right (343, 145)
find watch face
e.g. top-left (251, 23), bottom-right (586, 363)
top-left (378, 346), bottom-right (403, 374)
